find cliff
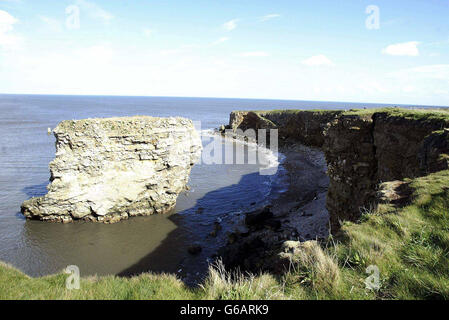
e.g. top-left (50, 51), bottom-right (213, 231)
top-left (228, 108), bottom-right (449, 231)
top-left (21, 116), bottom-right (202, 223)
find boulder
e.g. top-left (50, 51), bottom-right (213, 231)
top-left (245, 205), bottom-right (273, 227)
top-left (188, 245), bottom-right (202, 255)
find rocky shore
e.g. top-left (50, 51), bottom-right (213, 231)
top-left (219, 142), bottom-right (330, 273)
top-left (21, 116), bottom-right (202, 223)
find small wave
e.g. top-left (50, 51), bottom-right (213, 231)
top-left (201, 129), bottom-right (289, 203)
top-left (201, 129), bottom-right (282, 169)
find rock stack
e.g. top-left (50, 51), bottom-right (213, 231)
top-left (21, 116), bottom-right (202, 223)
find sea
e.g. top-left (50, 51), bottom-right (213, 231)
top-left (0, 94), bottom-right (443, 284)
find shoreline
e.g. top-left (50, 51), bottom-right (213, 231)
top-left (217, 137), bottom-right (330, 273)
top-left (270, 143), bottom-right (329, 240)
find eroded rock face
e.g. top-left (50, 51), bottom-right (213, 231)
top-left (373, 112), bottom-right (449, 180)
top-left (21, 116), bottom-right (202, 223)
top-left (418, 129), bottom-right (449, 173)
top-left (227, 109), bottom-right (449, 232)
top-left (323, 114), bottom-right (377, 228)
top-left (229, 110), bottom-right (341, 147)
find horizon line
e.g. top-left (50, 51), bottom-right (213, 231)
top-left (0, 92), bottom-right (448, 109)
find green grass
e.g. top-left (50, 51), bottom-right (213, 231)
top-left (0, 263), bottom-right (198, 300)
top-left (327, 170), bottom-right (449, 299)
top-left (2, 170), bottom-right (448, 300)
top-left (341, 107), bottom-right (449, 124)
top-left (257, 109), bottom-right (342, 115)
top-left (233, 109), bottom-right (344, 118)
top-left (250, 107), bottom-right (449, 121)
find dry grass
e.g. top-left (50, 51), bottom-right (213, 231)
top-left (200, 260), bottom-right (287, 300)
top-left (281, 241), bottom-right (341, 298)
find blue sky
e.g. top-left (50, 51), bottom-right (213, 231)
top-left (1, 0), bottom-right (449, 105)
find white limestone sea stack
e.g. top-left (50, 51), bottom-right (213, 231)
top-left (21, 116), bottom-right (202, 224)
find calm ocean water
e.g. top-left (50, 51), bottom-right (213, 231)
top-left (0, 94), bottom-right (440, 284)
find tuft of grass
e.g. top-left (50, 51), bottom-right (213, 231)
top-left (282, 241), bottom-right (340, 294)
top-left (200, 260), bottom-right (286, 300)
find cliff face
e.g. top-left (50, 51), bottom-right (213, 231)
top-left (372, 112), bottom-right (448, 180)
top-left (230, 110), bottom-right (341, 147)
top-left (323, 114), bottom-right (377, 226)
top-left (21, 116), bottom-right (202, 223)
top-left (229, 109), bottom-right (449, 231)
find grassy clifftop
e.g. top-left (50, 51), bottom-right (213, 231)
top-left (251, 107), bottom-right (449, 118)
top-left (238, 107), bottom-right (449, 129)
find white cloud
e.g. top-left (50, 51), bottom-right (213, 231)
top-left (75, 0), bottom-right (114, 23)
top-left (211, 37), bottom-right (229, 45)
top-left (427, 38), bottom-right (449, 47)
top-left (75, 45), bottom-right (114, 62)
top-left (260, 14), bottom-right (280, 22)
top-left (0, 10), bottom-right (17, 33)
top-left (402, 85), bottom-right (415, 93)
top-left (301, 54), bottom-right (334, 67)
top-left (236, 51), bottom-right (270, 57)
top-left (0, 10), bottom-right (20, 49)
top-left (222, 19), bottom-right (238, 31)
top-left (159, 48), bottom-right (184, 55)
top-left (385, 64), bottom-right (449, 102)
top-left (38, 15), bottom-right (63, 32)
top-left (356, 81), bottom-right (388, 94)
top-left (389, 64), bottom-right (449, 80)
top-left (143, 28), bottom-right (154, 37)
top-left (382, 41), bottom-right (420, 56)
top-left (434, 89), bottom-right (449, 95)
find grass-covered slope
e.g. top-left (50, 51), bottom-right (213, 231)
top-left (294, 169), bottom-right (449, 299)
top-left (1, 169), bottom-right (448, 300)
